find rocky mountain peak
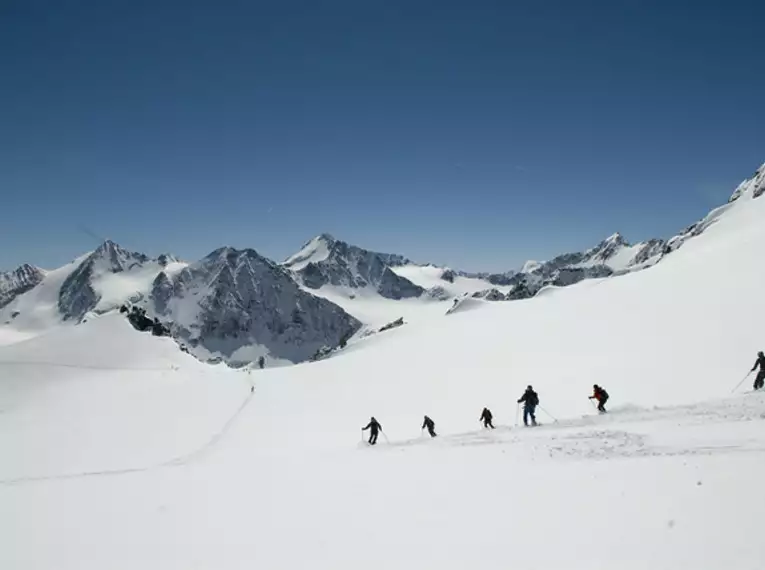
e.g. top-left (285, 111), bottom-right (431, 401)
top-left (585, 232), bottom-right (630, 263)
top-left (0, 264), bottom-right (46, 309)
top-left (58, 240), bottom-right (154, 321)
top-left (151, 246), bottom-right (361, 364)
top-left (284, 234), bottom-right (423, 300)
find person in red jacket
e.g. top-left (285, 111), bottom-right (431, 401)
top-left (589, 384), bottom-right (609, 413)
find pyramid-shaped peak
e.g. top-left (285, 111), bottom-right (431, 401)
top-left (603, 232), bottom-right (627, 245)
top-left (89, 240), bottom-right (149, 272)
top-left (317, 232), bottom-right (337, 243)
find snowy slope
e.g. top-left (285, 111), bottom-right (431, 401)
top-left (2, 162), bottom-right (765, 569)
top-left (0, 255), bottom-right (88, 334)
top-left (282, 233), bottom-right (333, 271)
top-left (0, 243), bottom-right (185, 338)
top-left (391, 263), bottom-right (510, 297)
top-left (0, 313), bottom-right (248, 481)
top-left (0, 264), bottom-right (45, 310)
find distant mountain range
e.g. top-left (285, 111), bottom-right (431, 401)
top-left (1, 160), bottom-right (763, 366)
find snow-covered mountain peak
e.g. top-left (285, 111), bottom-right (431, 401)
top-left (729, 161), bottom-right (765, 202)
top-left (283, 234), bottom-right (336, 271)
top-left (151, 246), bottom-right (361, 364)
top-left (57, 241), bottom-right (171, 322)
top-left (0, 264), bottom-right (46, 310)
top-left (284, 235), bottom-right (422, 300)
top-left (88, 240), bottom-right (150, 275)
top-left (521, 260), bottom-right (542, 273)
top-left (583, 232), bottom-right (630, 263)
top-left (602, 232), bottom-right (627, 246)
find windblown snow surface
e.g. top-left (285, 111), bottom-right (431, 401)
top-left (2, 187), bottom-right (765, 569)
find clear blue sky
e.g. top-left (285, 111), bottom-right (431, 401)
top-left (1, 0), bottom-right (763, 272)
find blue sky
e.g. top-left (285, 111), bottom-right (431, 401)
top-left (1, 0), bottom-right (763, 272)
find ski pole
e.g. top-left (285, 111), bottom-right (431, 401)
top-left (731, 371), bottom-right (752, 394)
top-left (515, 403), bottom-right (520, 426)
top-left (538, 405), bottom-right (558, 422)
top-left (382, 431), bottom-right (390, 444)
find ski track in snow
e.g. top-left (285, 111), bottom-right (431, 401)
top-left (2, 167), bottom-right (765, 569)
top-left (375, 395), bottom-right (765, 461)
top-left (0, 387), bottom-right (255, 486)
top-left (6, 391), bottom-right (764, 486)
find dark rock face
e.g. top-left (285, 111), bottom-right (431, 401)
top-left (285, 235), bottom-right (424, 300)
top-left (152, 247), bottom-right (362, 363)
top-left (379, 317), bottom-right (405, 332)
top-left (472, 289), bottom-right (507, 301)
top-left (0, 264), bottom-right (45, 309)
top-left (631, 239), bottom-right (666, 267)
top-left (550, 266), bottom-right (613, 287)
top-left (58, 241), bottom-right (151, 321)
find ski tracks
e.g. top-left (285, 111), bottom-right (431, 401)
top-left (0, 387), bottom-right (255, 486)
top-left (376, 395), bottom-right (765, 462)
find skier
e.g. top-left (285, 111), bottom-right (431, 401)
top-left (422, 415), bottom-right (437, 437)
top-left (589, 384), bottom-right (609, 413)
top-left (752, 351), bottom-right (765, 390)
top-left (517, 385), bottom-right (539, 427)
top-left (362, 416), bottom-right (382, 445)
top-left (258, 356), bottom-right (265, 369)
top-left (480, 407), bottom-right (495, 429)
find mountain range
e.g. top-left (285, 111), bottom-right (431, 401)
top-left (1, 159), bottom-right (763, 365)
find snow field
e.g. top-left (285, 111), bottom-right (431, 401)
top-left (1, 180), bottom-right (764, 568)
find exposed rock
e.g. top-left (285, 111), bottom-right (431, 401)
top-left (285, 234), bottom-right (424, 300)
top-left (58, 240), bottom-right (151, 321)
top-left (153, 247), bottom-right (362, 363)
top-left (472, 288), bottom-right (507, 301)
top-left (0, 264), bottom-right (45, 309)
top-left (379, 317), bottom-right (405, 333)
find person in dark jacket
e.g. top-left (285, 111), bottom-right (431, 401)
top-left (752, 351), bottom-right (765, 390)
top-left (517, 385), bottom-right (539, 426)
top-left (480, 407), bottom-right (495, 429)
top-left (422, 415), bottom-right (437, 437)
top-left (258, 356), bottom-right (265, 369)
top-left (589, 384), bottom-right (609, 413)
top-left (362, 417), bottom-right (382, 445)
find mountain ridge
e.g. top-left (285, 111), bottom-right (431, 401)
top-left (1, 158), bottom-right (763, 364)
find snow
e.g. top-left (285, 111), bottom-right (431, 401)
top-left (0, 254), bottom-right (87, 332)
top-left (283, 234), bottom-right (332, 270)
top-left (391, 263), bottom-right (509, 297)
top-left (93, 260), bottom-right (187, 312)
top-left (606, 242), bottom-right (644, 269)
top-left (304, 283), bottom-right (449, 328)
top-left (296, 264), bottom-right (512, 329)
top-left (2, 181), bottom-right (765, 569)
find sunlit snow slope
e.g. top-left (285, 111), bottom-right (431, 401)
top-left (1, 179), bottom-right (765, 570)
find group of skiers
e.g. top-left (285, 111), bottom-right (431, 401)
top-left (361, 383), bottom-right (609, 445)
top-left (360, 352), bottom-right (765, 445)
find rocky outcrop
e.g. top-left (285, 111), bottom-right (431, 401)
top-left (472, 288), bottom-right (507, 301)
top-left (58, 240), bottom-right (151, 321)
top-left (152, 247), bottom-right (362, 364)
top-left (0, 264), bottom-right (44, 309)
top-left (285, 234), bottom-right (424, 300)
